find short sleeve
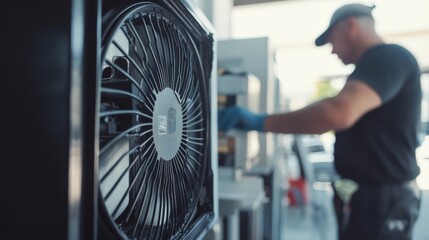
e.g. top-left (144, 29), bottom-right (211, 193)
top-left (348, 45), bottom-right (410, 103)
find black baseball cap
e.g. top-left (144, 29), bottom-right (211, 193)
top-left (315, 3), bottom-right (375, 46)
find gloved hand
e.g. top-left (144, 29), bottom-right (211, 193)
top-left (218, 106), bottom-right (267, 132)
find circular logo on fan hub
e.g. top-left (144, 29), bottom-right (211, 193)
top-left (152, 88), bottom-right (183, 161)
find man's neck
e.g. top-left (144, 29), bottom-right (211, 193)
top-left (354, 35), bottom-right (385, 63)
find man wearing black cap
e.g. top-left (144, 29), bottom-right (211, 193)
top-left (219, 3), bottom-right (422, 240)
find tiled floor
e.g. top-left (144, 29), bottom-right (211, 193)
top-left (414, 154), bottom-right (429, 240)
top-left (280, 183), bottom-right (336, 240)
top-left (414, 190), bottom-right (429, 240)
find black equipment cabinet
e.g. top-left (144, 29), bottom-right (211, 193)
top-left (2, 0), bottom-right (99, 239)
top-left (1, 0), bottom-right (216, 239)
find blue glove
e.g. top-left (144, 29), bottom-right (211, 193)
top-left (218, 106), bottom-right (267, 132)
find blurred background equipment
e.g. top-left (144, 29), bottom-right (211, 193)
top-left (214, 37), bottom-right (283, 240)
top-left (218, 73), bottom-right (261, 170)
top-left (216, 71), bottom-right (265, 240)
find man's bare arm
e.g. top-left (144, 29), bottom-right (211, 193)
top-left (264, 80), bottom-right (382, 134)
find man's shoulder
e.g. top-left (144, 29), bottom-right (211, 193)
top-left (367, 44), bottom-right (418, 68)
top-left (376, 44), bottom-right (414, 57)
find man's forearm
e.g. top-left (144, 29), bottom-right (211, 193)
top-left (263, 98), bottom-right (350, 134)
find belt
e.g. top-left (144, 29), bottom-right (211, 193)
top-left (358, 179), bottom-right (417, 188)
top-left (333, 179), bottom-right (420, 203)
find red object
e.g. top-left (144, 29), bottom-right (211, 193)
top-left (287, 177), bottom-right (309, 206)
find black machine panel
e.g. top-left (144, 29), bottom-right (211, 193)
top-left (2, 0), bottom-right (216, 239)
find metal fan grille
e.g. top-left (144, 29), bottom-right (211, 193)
top-left (98, 4), bottom-right (208, 239)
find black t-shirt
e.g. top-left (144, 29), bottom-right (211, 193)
top-left (334, 44), bottom-right (422, 185)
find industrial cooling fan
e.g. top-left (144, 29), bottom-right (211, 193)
top-left (97, 1), bottom-right (216, 239)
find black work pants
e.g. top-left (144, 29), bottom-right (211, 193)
top-left (333, 181), bottom-right (421, 240)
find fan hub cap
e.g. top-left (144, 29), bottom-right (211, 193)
top-left (152, 87), bottom-right (183, 160)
